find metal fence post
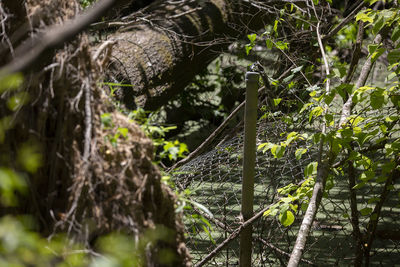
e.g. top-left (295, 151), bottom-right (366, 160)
top-left (240, 71), bottom-right (259, 267)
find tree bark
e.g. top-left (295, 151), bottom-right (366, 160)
top-left (105, 0), bottom-right (273, 110)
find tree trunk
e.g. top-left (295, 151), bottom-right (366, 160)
top-left (105, 0), bottom-right (273, 110)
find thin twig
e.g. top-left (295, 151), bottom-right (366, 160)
top-left (344, 21), bottom-right (365, 85)
top-left (83, 78), bottom-right (92, 162)
top-left (323, 0), bottom-right (365, 41)
top-left (166, 7), bottom-right (203, 19)
top-left (92, 40), bottom-right (116, 62)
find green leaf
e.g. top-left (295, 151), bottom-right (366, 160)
top-left (283, 74), bottom-right (294, 83)
top-left (391, 26), bottom-right (400, 42)
top-left (247, 33), bottom-right (257, 43)
top-left (353, 182), bottom-right (366, 189)
top-left (290, 203), bottom-right (298, 213)
top-left (189, 199), bottom-right (213, 218)
top-left (309, 106), bottom-right (324, 122)
top-left (368, 44), bottom-right (379, 55)
top-left (245, 44), bottom-right (253, 55)
top-left (304, 162), bottom-right (318, 177)
top-left (382, 161), bottom-right (396, 173)
top-left (370, 213), bottom-right (378, 221)
top-left (356, 11), bottom-right (373, 23)
top-left (101, 113), bottom-right (112, 128)
top-left (372, 16), bottom-right (384, 35)
top-left (390, 94), bottom-right (400, 107)
top-left (265, 39), bottom-right (273, 49)
top-left (285, 131), bottom-right (298, 145)
top-left (301, 202), bottom-right (308, 211)
top-left (360, 207), bottom-right (373, 216)
top-left (264, 209), bottom-right (272, 216)
top-left (118, 127), bottom-right (128, 138)
top-left (370, 88), bottom-right (385, 109)
top-left (295, 148), bottom-right (307, 160)
top-left (258, 142), bottom-right (274, 153)
top-left (387, 49), bottom-right (400, 65)
top-left (291, 66), bottom-right (303, 73)
top-left (278, 183), bottom-right (298, 195)
top-left (0, 168), bottom-right (27, 206)
top-left (275, 41), bottom-right (288, 50)
top-left (264, 204), bottom-right (279, 217)
top-left (273, 98), bottom-right (282, 106)
top-left (336, 83), bottom-right (354, 99)
top-left (364, 0), bottom-right (379, 6)
top-left (359, 171), bottom-right (374, 182)
top-left (371, 47), bottom-right (385, 63)
top-left (279, 210), bottom-right (295, 227)
top-left (273, 20), bottom-right (279, 33)
top-left (271, 144), bottom-right (285, 158)
top-left (0, 73), bottom-right (23, 93)
top-left (368, 197), bottom-right (380, 204)
top-left (299, 103), bottom-right (313, 113)
top-left (325, 114), bottom-right (334, 126)
top-left (7, 92), bottom-right (29, 111)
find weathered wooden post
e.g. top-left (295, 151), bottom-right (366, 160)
top-left (240, 71), bottom-right (259, 267)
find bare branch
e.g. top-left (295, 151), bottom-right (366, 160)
top-left (339, 33), bottom-right (382, 126)
top-left (323, 0), bottom-right (365, 41)
top-left (344, 21), bottom-right (365, 84)
top-left (347, 152), bottom-right (364, 267)
top-left (288, 24), bottom-right (385, 267)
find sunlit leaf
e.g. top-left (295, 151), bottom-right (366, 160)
top-left (271, 144), bottom-right (285, 158)
top-left (304, 162), bottom-right (318, 177)
top-left (279, 210), bottom-right (295, 227)
top-left (273, 98), bottom-right (282, 106)
top-left (247, 33), bottom-right (257, 43)
top-left (356, 11), bottom-right (373, 23)
top-left (295, 148), bottom-right (307, 160)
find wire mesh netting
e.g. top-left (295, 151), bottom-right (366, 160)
top-left (174, 117), bottom-right (400, 266)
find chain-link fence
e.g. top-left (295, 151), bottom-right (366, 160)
top-left (174, 117), bottom-right (400, 266)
